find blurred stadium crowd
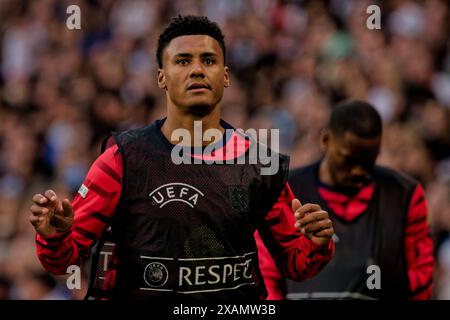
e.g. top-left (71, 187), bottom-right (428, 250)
top-left (0, 0), bottom-right (449, 300)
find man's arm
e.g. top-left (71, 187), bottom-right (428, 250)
top-left (257, 182), bottom-right (334, 283)
top-left (31, 145), bottom-right (123, 275)
top-left (405, 184), bottom-right (434, 299)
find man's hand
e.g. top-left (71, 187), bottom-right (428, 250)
top-left (292, 199), bottom-right (334, 247)
top-left (29, 189), bottom-right (74, 237)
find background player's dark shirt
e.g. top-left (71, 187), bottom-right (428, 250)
top-left (258, 179), bottom-right (434, 299)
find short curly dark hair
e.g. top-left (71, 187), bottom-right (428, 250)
top-left (330, 100), bottom-right (382, 138)
top-left (157, 15), bottom-right (226, 68)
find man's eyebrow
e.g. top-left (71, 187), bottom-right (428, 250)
top-left (174, 52), bottom-right (218, 58)
top-left (200, 52), bottom-right (217, 57)
top-left (174, 53), bottom-right (193, 58)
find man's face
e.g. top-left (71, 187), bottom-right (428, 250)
top-left (158, 35), bottom-right (229, 115)
top-left (322, 130), bottom-right (381, 189)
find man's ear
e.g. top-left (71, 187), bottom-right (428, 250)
top-left (157, 69), bottom-right (167, 90)
top-left (224, 66), bottom-right (230, 88)
top-left (320, 128), bottom-right (329, 152)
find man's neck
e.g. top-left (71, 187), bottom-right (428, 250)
top-left (319, 157), bottom-right (334, 186)
top-left (161, 104), bottom-right (224, 146)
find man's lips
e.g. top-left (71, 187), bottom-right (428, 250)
top-left (187, 83), bottom-right (211, 91)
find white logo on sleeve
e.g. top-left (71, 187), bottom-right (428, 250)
top-left (78, 184), bottom-right (89, 198)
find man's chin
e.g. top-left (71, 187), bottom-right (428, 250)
top-left (336, 185), bottom-right (361, 196)
top-left (337, 180), bottom-right (370, 195)
top-left (183, 103), bottom-right (216, 117)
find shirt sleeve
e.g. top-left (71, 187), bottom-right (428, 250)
top-left (257, 182), bottom-right (334, 288)
top-left (404, 184), bottom-right (434, 299)
top-left (255, 230), bottom-right (284, 300)
top-left (35, 144), bottom-right (123, 275)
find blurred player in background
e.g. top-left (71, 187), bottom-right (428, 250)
top-left (259, 100), bottom-right (434, 299)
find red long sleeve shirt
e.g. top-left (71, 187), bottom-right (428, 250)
top-left (35, 144), bottom-right (334, 297)
top-left (256, 179), bottom-right (434, 299)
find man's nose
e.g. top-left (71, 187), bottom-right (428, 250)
top-left (189, 60), bottom-right (205, 78)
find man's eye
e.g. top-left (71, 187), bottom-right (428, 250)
top-left (177, 59), bottom-right (189, 65)
top-left (204, 58), bottom-right (216, 65)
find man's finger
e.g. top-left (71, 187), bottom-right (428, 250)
top-left (29, 214), bottom-right (42, 227)
top-left (44, 189), bottom-right (58, 202)
top-left (291, 198), bottom-right (302, 214)
top-left (62, 199), bottom-right (74, 218)
top-left (302, 219), bottom-right (332, 234)
top-left (30, 204), bottom-right (49, 216)
top-left (297, 210), bottom-right (328, 226)
top-left (32, 194), bottom-right (48, 205)
top-left (297, 203), bottom-right (322, 215)
top-left (313, 228), bottom-right (334, 238)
